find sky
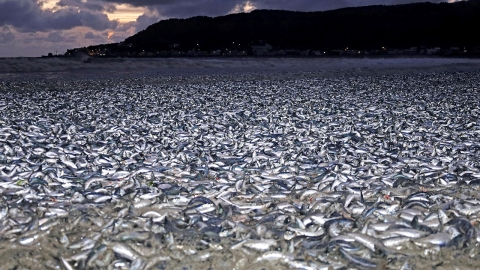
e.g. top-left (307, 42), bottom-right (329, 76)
top-left (0, 0), bottom-right (463, 57)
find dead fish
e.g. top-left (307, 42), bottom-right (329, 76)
top-left (1, 70), bottom-right (480, 269)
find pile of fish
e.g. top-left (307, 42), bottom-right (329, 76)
top-left (1, 71), bottom-right (480, 269)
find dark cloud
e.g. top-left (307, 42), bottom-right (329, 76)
top-left (76, 10), bottom-right (119, 30)
top-left (135, 13), bottom-right (161, 31)
top-left (157, 1), bottom-right (240, 17)
top-left (84, 31), bottom-right (104, 39)
top-left (0, 0), bottom-right (118, 32)
top-left (57, 0), bottom-right (117, 13)
top-left (45, 31), bottom-right (77, 43)
top-left (101, 0), bottom-right (177, 7)
top-left (0, 0), bottom-right (39, 28)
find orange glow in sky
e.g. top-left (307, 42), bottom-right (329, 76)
top-left (231, 1), bottom-right (257, 14)
top-left (105, 4), bottom-right (145, 23)
top-left (40, 0), bottom-right (60, 10)
top-left (243, 1), bottom-right (256, 12)
top-left (40, 1), bottom-right (144, 23)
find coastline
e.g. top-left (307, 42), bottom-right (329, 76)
top-left (1, 56), bottom-right (480, 76)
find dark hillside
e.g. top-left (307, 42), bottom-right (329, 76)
top-left (78, 0), bottom-right (480, 56)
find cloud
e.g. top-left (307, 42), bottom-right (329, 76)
top-left (134, 11), bottom-right (162, 31)
top-left (114, 7), bottom-right (162, 33)
top-left (157, 1), bottom-right (240, 18)
top-left (76, 9), bottom-right (119, 30)
top-left (231, 1), bottom-right (257, 13)
top-left (0, 0), bottom-right (118, 32)
top-left (102, 0), bottom-right (242, 18)
top-left (101, 0), bottom-right (178, 7)
top-left (45, 31), bottom-right (77, 43)
top-left (84, 31), bottom-right (104, 39)
top-left (57, 0), bottom-right (117, 12)
top-left (0, 30), bottom-right (15, 44)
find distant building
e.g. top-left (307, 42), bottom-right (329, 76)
top-left (226, 49), bottom-right (239, 55)
top-left (251, 44), bottom-right (272, 56)
top-left (312, 51), bottom-right (327, 56)
top-left (344, 49), bottom-right (361, 55)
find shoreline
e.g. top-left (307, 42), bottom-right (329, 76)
top-left (1, 54), bottom-right (480, 60)
top-left (1, 57), bottom-right (480, 79)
